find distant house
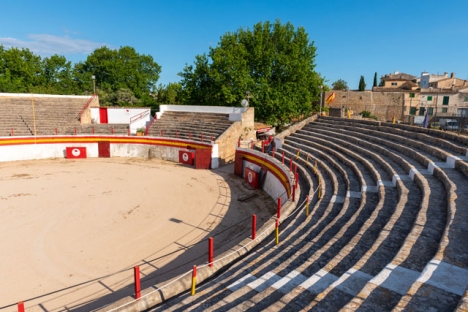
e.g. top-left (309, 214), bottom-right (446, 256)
top-left (376, 71), bottom-right (418, 90)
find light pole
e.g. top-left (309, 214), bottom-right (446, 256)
top-left (92, 75), bottom-right (96, 94)
top-left (241, 90), bottom-right (250, 109)
top-left (319, 86), bottom-right (323, 116)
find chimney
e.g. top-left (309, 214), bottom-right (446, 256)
top-left (444, 72), bottom-right (448, 77)
top-left (451, 72), bottom-right (455, 78)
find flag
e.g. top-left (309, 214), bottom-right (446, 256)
top-left (325, 92), bottom-right (335, 105)
top-left (423, 110), bottom-right (429, 128)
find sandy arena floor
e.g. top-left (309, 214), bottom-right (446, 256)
top-left (0, 158), bottom-right (275, 311)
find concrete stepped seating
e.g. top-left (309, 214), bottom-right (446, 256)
top-left (149, 116), bottom-right (467, 311)
top-left (147, 111), bottom-right (234, 142)
top-left (308, 118), bottom-right (467, 310)
top-left (0, 96), bottom-right (90, 136)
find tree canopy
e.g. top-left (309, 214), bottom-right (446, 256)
top-left (331, 79), bottom-right (348, 90)
top-left (179, 20), bottom-right (323, 124)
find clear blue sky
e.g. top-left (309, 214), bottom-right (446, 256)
top-left (1, 0), bottom-right (467, 90)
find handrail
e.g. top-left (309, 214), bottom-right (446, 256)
top-left (129, 110), bottom-right (150, 124)
top-left (78, 94), bottom-right (97, 121)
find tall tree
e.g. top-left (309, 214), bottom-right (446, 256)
top-left (373, 72), bottom-right (378, 87)
top-left (358, 75), bottom-right (366, 91)
top-left (74, 46), bottom-right (162, 106)
top-left (331, 79), bottom-right (348, 90)
top-left (179, 20), bottom-right (323, 124)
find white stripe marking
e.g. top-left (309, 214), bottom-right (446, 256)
top-left (370, 263), bottom-right (420, 295)
top-left (417, 260), bottom-right (468, 296)
top-left (346, 191), bottom-right (362, 198)
top-left (271, 270), bottom-right (308, 293)
top-left (331, 195), bottom-right (345, 203)
top-left (247, 271), bottom-right (282, 292)
top-left (331, 268), bottom-right (373, 296)
top-left (299, 269), bottom-right (339, 294)
top-left (227, 273), bottom-right (256, 291)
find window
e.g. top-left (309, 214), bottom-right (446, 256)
top-left (443, 96), bottom-right (449, 105)
top-left (419, 107), bottom-right (426, 116)
top-left (442, 108), bottom-right (448, 113)
top-left (409, 93), bottom-right (415, 98)
top-left (428, 107), bottom-right (434, 116)
top-left (464, 96), bottom-right (468, 102)
top-left (410, 107), bottom-right (417, 115)
top-left (427, 96), bottom-right (433, 101)
top-left (391, 82), bottom-right (397, 86)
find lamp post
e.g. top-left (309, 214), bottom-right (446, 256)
top-left (319, 86), bottom-right (323, 116)
top-left (92, 75), bottom-right (96, 94)
top-left (241, 90), bottom-right (250, 109)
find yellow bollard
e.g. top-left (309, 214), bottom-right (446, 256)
top-left (392, 116), bottom-right (396, 124)
top-left (347, 110), bottom-right (351, 119)
top-left (306, 195), bottom-right (309, 217)
top-left (296, 149), bottom-right (300, 160)
top-left (318, 184), bottom-right (322, 199)
top-left (306, 154), bottom-right (309, 166)
top-left (275, 219), bottom-right (279, 245)
top-left (313, 161), bottom-right (317, 175)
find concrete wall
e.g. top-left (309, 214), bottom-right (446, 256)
top-left (90, 107), bottom-right (151, 133)
top-left (214, 107), bottom-right (256, 166)
top-left (0, 136), bottom-right (211, 164)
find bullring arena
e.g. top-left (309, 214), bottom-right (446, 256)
top-left (1, 93), bottom-right (468, 312)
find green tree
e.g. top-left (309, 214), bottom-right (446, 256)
top-left (359, 75), bottom-right (366, 91)
top-left (179, 20), bottom-right (323, 124)
top-left (42, 54), bottom-right (77, 94)
top-left (0, 45), bottom-right (43, 93)
top-left (74, 46), bottom-right (161, 106)
top-left (373, 72), bottom-right (378, 87)
top-left (331, 79), bottom-right (348, 90)
top-left (155, 82), bottom-right (183, 104)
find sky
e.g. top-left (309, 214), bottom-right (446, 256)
top-left (1, 0), bottom-right (468, 90)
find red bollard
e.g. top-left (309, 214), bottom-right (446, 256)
top-left (295, 173), bottom-right (299, 189)
top-left (74, 127), bottom-right (77, 135)
top-left (261, 140), bottom-right (265, 153)
top-left (11, 128), bottom-right (14, 136)
top-left (55, 128), bottom-right (58, 135)
top-left (128, 128), bottom-right (130, 136)
top-left (238, 138), bottom-right (241, 147)
top-left (191, 265), bottom-right (197, 295)
top-left (292, 183), bottom-right (296, 202)
top-left (208, 237), bottom-right (214, 267)
top-left (176, 130), bottom-right (178, 138)
top-left (189, 132), bottom-right (191, 140)
top-left (201, 133), bottom-right (204, 142)
top-left (92, 127), bottom-right (95, 134)
top-left (134, 266), bottom-right (141, 299)
top-left (17, 302), bottom-right (24, 312)
top-left (277, 198), bottom-right (281, 219)
top-left (112, 127), bottom-right (115, 134)
top-left (252, 214), bottom-right (257, 239)
top-left (294, 163), bottom-right (298, 175)
top-left (145, 126), bottom-right (149, 135)
top-left (282, 152), bottom-right (285, 164)
top-left (290, 159), bottom-right (293, 172)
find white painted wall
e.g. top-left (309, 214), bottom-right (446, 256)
top-left (90, 107), bottom-right (151, 133)
top-left (159, 105), bottom-right (245, 122)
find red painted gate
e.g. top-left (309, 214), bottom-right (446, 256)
top-left (98, 141), bottom-right (110, 157)
top-left (99, 107), bottom-right (108, 124)
top-left (195, 148), bottom-right (211, 169)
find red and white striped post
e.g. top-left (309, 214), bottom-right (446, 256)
top-left (17, 302), bottom-right (24, 312)
top-left (191, 265), bottom-right (197, 295)
top-left (277, 197), bottom-right (281, 219)
top-left (208, 237), bottom-right (214, 267)
top-left (134, 266), bottom-right (141, 299)
top-left (252, 214), bottom-right (257, 239)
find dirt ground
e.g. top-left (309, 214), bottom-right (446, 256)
top-left (0, 158), bottom-right (275, 311)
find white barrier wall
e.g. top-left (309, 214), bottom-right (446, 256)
top-left (158, 105), bottom-right (245, 121)
top-left (90, 107), bottom-right (151, 133)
